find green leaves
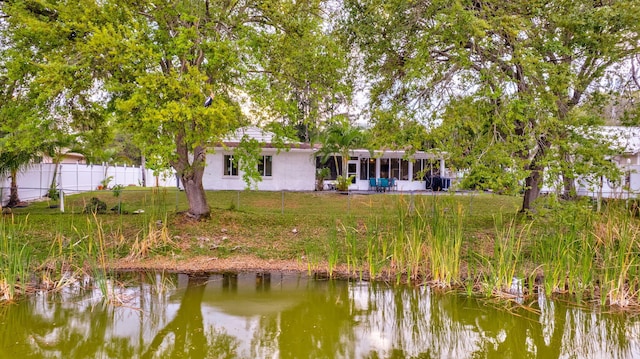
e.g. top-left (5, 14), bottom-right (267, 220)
top-left (345, 0), bottom-right (640, 209)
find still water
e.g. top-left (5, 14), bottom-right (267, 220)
top-left (0, 272), bottom-right (639, 358)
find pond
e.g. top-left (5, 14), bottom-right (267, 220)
top-left (0, 272), bottom-right (639, 358)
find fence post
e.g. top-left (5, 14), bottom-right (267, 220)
top-left (60, 190), bottom-right (65, 213)
top-left (39, 163), bottom-right (43, 198)
top-left (281, 190), bottom-right (284, 215)
top-left (58, 164), bottom-right (64, 212)
top-left (237, 191), bottom-right (240, 210)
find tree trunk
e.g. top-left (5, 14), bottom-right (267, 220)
top-left (562, 173), bottom-right (576, 199)
top-left (173, 130), bottom-right (210, 220)
top-left (561, 152), bottom-right (576, 199)
top-left (521, 137), bottom-right (549, 213)
top-left (181, 171), bottom-right (210, 220)
top-left (521, 166), bottom-right (543, 213)
top-left (7, 168), bottom-right (20, 207)
top-left (141, 155), bottom-right (147, 187)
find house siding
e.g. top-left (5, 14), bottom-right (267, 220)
top-left (203, 149), bottom-right (316, 191)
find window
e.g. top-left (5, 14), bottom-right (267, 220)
top-left (360, 158), bottom-right (374, 180)
top-left (316, 156), bottom-right (342, 180)
top-left (379, 158), bottom-right (390, 178)
top-left (390, 159), bottom-right (410, 180)
top-left (258, 155), bottom-right (272, 177)
top-left (400, 159), bottom-right (409, 180)
top-left (414, 159), bottom-right (439, 180)
top-left (413, 159), bottom-right (424, 180)
top-left (224, 155), bottom-right (238, 176)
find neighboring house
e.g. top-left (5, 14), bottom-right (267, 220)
top-left (541, 126), bottom-right (640, 199)
top-left (204, 127), bottom-right (449, 192)
top-left (41, 151), bottom-right (86, 164)
top-left (575, 126), bottom-right (640, 199)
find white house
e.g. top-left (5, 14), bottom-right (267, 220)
top-left (204, 127), bottom-right (318, 191)
top-left (203, 127), bottom-right (450, 192)
top-left (575, 126), bottom-right (640, 199)
top-left (539, 126), bottom-right (640, 199)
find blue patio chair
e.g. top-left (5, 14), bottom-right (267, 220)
top-left (379, 178), bottom-right (389, 192)
top-left (389, 178), bottom-right (397, 191)
top-left (369, 177), bottom-right (378, 191)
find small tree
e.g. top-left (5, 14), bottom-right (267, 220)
top-left (317, 118), bottom-right (365, 180)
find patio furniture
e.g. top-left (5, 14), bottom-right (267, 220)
top-left (378, 178), bottom-right (390, 192)
top-left (389, 177), bottom-right (397, 191)
top-left (369, 177), bottom-right (378, 191)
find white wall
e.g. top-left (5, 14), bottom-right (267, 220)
top-left (0, 163), bottom-right (176, 206)
top-left (574, 165), bottom-right (640, 200)
top-left (203, 149), bottom-right (316, 191)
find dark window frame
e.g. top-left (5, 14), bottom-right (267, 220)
top-left (224, 155), bottom-right (238, 176)
top-left (258, 155), bottom-right (273, 177)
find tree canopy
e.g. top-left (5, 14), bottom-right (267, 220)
top-left (4, 0), bottom-right (640, 214)
top-left (344, 0), bottom-right (640, 211)
top-left (1, 0), bottom-right (350, 219)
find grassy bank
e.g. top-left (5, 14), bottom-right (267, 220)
top-left (2, 188), bottom-right (639, 308)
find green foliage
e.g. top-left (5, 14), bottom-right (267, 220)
top-left (100, 176), bottom-right (113, 190)
top-left (112, 185), bottom-right (124, 198)
top-left (335, 175), bottom-right (355, 191)
top-left (344, 0), bottom-right (640, 211)
top-left (47, 188), bottom-right (60, 202)
top-left (83, 197), bottom-right (107, 214)
top-left (316, 167), bottom-right (331, 191)
top-left (316, 118), bottom-right (366, 179)
top-left (2, 0), bottom-right (350, 218)
top-left (233, 136), bottom-right (263, 190)
top-left (460, 164), bottom-right (520, 195)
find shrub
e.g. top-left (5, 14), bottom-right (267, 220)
top-left (83, 197), bottom-right (107, 214)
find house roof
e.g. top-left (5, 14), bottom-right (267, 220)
top-left (217, 126), bottom-right (444, 158)
top-left (350, 149), bottom-right (443, 159)
top-left (218, 126), bottom-right (317, 150)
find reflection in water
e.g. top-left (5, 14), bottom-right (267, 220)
top-left (0, 272), bottom-right (638, 358)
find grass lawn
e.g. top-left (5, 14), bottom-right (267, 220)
top-left (5, 187), bottom-right (520, 261)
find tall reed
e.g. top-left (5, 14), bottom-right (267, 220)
top-left (69, 213), bottom-right (113, 299)
top-left (327, 225), bottom-right (340, 278)
top-left (342, 222), bottom-right (363, 279)
top-left (593, 208), bottom-right (640, 307)
top-left (424, 200), bottom-right (464, 287)
top-left (0, 214), bottom-right (32, 301)
top-left (533, 199), bottom-right (589, 297)
top-left (477, 213), bottom-right (528, 297)
top-left (128, 215), bottom-right (174, 259)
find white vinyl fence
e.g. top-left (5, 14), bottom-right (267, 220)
top-left (0, 163), bottom-right (177, 206)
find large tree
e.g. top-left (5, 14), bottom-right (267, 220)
top-left (1, 0), bottom-right (112, 207)
top-left (344, 0), bottom-right (640, 211)
top-left (2, 0), bottom-right (349, 219)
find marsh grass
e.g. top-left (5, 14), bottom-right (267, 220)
top-left (6, 189), bottom-right (640, 308)
top-left (128, 216), bottom-right (175, 259)
top-left (424, 198), bottom-right (464, 287)
top-left (327, 225), bottom-right (340, 278)
top-left (0, 214), bottom-right (32, 301)
top-left (342, 221), bottom-right (364, 280)
top-left (593, 209), bottom-right (640, 307)
top-left (477, 214), bottom-right (529, 297)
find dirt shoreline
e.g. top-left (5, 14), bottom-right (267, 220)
top-left (109, 255), bottom-right (344, 276)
